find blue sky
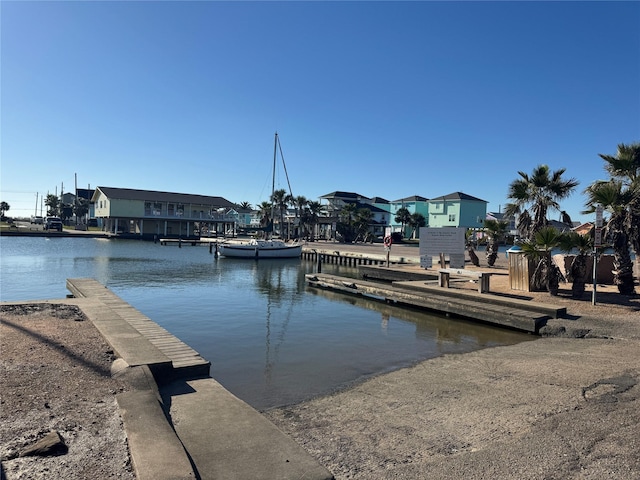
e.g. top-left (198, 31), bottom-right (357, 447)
top-left (2, 1), bottom-right (639, 223)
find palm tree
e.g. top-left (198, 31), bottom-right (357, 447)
top-left (303, 200), bottom-right (324, 240)
top-left (407, 213), bottom-right (426, 239)
top-left (464, 229), bottom-right (481, 266)
top-left (584, 180), bottom-right (635, 295)
top-left (353, 208), bottom-right (373, 243)
top-left (394, 207), bottom-right (412, 238)
top-left (504, 165), bottom-right (579, 241)
top-left (598, 142), bottom-right (640, 265)
top-left (238, 201), bottom-right (252, 210)
top-left (558, 231), bottom-right (593, 299)
top-left (518, 226), bottom-right (564, 295)
top-left (0, 201), bottom-right (10, 219)
top-left (292, 195), bottom-right (307, 239)
top-left (257, 201), bottom-right (272, 238)
top-left (270, 189), bottom-right (289, 238)
top-left (483, 219), bottom-right (509, 267)
top-left (337, 203), bottom-right (358, 243)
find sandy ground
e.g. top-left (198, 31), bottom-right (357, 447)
top-left (2, 245), bottom-right (639, 479)
top-left (0, 303), bottom-right (135, 480)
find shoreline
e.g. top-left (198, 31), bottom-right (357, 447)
top-left (2, 244), bottom-right (640, 479)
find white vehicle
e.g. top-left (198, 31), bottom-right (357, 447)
top-left (30, 216), bottom-right (44, 224)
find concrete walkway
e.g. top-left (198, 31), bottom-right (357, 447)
top-left (66, 278), bottom-right (334, 480)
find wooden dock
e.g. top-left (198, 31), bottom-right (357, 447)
top-left (301, 246), bottom-right (415, 266)
top-left (66, 278), bottom-right (210, 381)
top-left (305, 273), bottom-right (566, 334)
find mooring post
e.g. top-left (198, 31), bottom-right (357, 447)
top-left (179, 238), bottom-right (182, 248)
top-left (316, 254), bottom-right (322, 273)
top-left (209, 242), bottom-right (213, 254)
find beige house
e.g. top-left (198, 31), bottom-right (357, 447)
top-left (92, 187), bottom-right (237, 238)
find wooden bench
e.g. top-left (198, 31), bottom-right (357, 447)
top-left (438, 268), bottom-right (491, 293)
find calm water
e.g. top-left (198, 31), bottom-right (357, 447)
top-left (0, 237), bottom-right (533, 410)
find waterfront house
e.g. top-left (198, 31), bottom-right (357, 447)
top-left (92, 187), bottom-right (236, 238)
top-left (389, 195), bottom-right (429, 238)
top-left (319, 191), bottom-right (389, 240)
top-left (428, 192), bottom-right (487, 229)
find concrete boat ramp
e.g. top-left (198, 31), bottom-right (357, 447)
top-left (66, 278), bottom-right (334, 480)
top-left (305, 272), bottom-right (566, 334)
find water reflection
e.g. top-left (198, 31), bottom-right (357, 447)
top-left (1, 237), bottom-right (533, 410)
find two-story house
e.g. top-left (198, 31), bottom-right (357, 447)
top-left (389, 195), bottom-right (429, 238)
top-left (92, 187), bottom-right (236, 238)
top-left (319, 191), bottom-right (389, 240)
top-left (428, 192), bottom-right (487, 229)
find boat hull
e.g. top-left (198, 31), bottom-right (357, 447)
top-left (218, 241), bottom-right (302, 259)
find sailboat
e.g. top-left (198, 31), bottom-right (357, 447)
top-left (217, 133), bottom-right (303, 259)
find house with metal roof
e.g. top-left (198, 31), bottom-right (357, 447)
top-left (92, 187), bottom-right (237, 238)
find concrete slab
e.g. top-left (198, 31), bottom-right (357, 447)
top-left (162, 378), bottom-right (334, 480)
top-left (117, 389), bottom-right (196, 480)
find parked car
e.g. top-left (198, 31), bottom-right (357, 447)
top-left (30, 215), bottom-right (44, 224)
top-left (44, 217), bottom-right (63, 232)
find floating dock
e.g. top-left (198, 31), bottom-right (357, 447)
top-left (305, 273), bottom-right (566, 334)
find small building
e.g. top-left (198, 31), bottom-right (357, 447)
top-left (92, 187), bottom-right (237, 238)
top-left (572, 222), bottom-right (594, 236)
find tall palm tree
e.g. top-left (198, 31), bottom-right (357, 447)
top-left (483, 219), bottom-right (509, 267)
top-left (337, 203), bottom-right (358, 243)
top-left (292, 195), bottom-right (307, 239)
top-left (598, 142), bottom-right (640, 263)
top-left (270, 188), bottom-right (289, 238)
top-left (257, 201), bottom-right (272, 238)
top-left (303, 200), bottom-right (324, 240)
top-left (394, 207), bottom-right (412, 239)
top-left (504, 165), bottom-right (579, 241)
top-left (584, 180), bottom-right (635, 295)
top-left (558, 231), bottom-right (593, 299)
top-left (0, 201), bottom-right (10, 219)
top-left (238, 201), bottom-right (252, 210)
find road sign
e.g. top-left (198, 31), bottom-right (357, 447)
top-left (595, 205), bottom-right (603, 228)
top-left (594, 227), bottom-right (602, 247)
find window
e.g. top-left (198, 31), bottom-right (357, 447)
top-left (449, 214), bottom-right (456, 222)
top-left (153, 202), bottom-right (162, 216)
top-left (176, 204), bottom-right (184, 217)
top-left (144, 202), bottom-right (152, 216)
top-left (168, 204), bottom-right (175, 216)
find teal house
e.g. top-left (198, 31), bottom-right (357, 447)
top-left (427, 192), bottom-right (487, 229)
top-left (389, 195), bottom-right (430, 238)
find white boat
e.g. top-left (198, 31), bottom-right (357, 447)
top-left (217, 239), bottom-right (302, 258)
top-left (217, 133), bottom-right (303, 259)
